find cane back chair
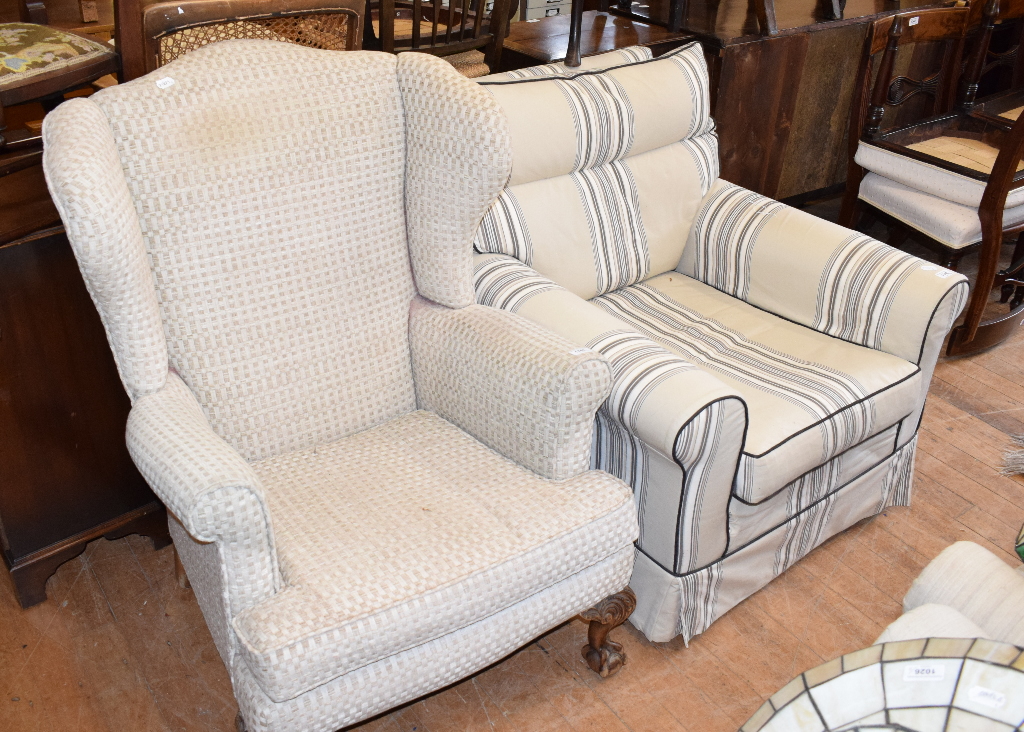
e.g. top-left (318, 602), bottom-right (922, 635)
top-left (115, 0), bottom-right (364, 82)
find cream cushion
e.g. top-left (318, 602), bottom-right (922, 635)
top-left (592, 273), bottom-right (922, 502)
top-left (859, 172), bottom-right (1024, 249)
top-left (855, 138), bottom-right (1024, 209)
top-left (475, 42), bottom-right (717, 299)
top-left (233, 410), bottom-right (635, 702)
top-left (876, 604), bottom-right (991, 643)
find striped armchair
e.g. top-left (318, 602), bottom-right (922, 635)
top-left (472, 44), bottom-right (970, 643)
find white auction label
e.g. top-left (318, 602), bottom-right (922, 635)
top-left (155, 77), bottom-right (176, 89)
top-left (903, 663), bottom-right (945, 681)
top-left (569, 348), bottom-right (592, 356)
top-left (968, 685), bottom-right (1006, 709)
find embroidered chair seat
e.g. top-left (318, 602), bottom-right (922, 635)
top-left (0, 23), bottom-right (114, 92)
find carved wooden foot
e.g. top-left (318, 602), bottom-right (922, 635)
top-left (174, 546), bottom-right (191, 590)
top-left (235, 712), bottom-right (248, 732)
top-left (580, 587), bottom-right (636, 677)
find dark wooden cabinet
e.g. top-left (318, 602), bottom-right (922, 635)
top-left (0, 229), bottom-right (168, 608)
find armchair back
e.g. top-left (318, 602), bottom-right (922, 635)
top-left (46, 44), bottom-right (415, 462)
top-left (473, 42), bottom-right (717, 300)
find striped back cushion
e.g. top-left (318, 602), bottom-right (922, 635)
top-left (475, 42), bottom-right (718, 300)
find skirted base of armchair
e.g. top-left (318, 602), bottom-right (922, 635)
top-left (629, 436), bottom-right (916, 643)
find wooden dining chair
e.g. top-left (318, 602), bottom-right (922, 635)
top-left (840, 6), bottom-right (1024, 355)
top-left (115, 0), bottom-right (364, 82)
top-left (960, 0), bottom-right (1024, 127)
top-left (366, 0), bottom-right (511, 77)
top-left (839, 7), bottom-right (974, 267)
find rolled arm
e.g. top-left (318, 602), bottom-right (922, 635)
top-left (126, 372), bottom-right (280, 612)
top-left (474, 253), bottom-right (747, 572)
top-left (409, 296), bottom-right (612, 480)
top-left (681, 179), bottom-right (969, 365)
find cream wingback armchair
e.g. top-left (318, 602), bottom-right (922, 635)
top-left (42, 42), bottom-right (639, 732)
top-left (472, 44), bottom-right (970, 644)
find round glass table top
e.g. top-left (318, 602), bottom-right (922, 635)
top-left (741, 637), bottom-right (1024, 732)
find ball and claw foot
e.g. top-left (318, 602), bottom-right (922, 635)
top-left (580, 587), bottom-right (637, 678)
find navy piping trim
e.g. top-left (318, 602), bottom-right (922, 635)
top-left (636, 431), bottom-right (916, 579)
top-left (729, 418), bottom-right (907, 507)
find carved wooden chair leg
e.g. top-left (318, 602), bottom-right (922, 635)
top-left (580, 587), bottom-right (636, 677)
top-left (173, 545), bottom-right (191, 589)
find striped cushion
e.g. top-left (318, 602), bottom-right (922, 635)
top-left (475, 42), bottom-right (716, 299)
top-left (592, 273), bottom-right (923, 502)
top-left (476, 46), bottom-right (652, 82)
top-left (680, 179), bottom-right (966, 364)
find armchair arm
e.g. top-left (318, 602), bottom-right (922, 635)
top-left (474, 253), bottom-right (747, 573)
top-left (409, 296), bottom-right (611, 481)
top-left (126, 373), bottom-right (280, 613)
top-left (680, 179), bottom-right (969, 366)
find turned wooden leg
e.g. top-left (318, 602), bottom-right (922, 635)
top-left (174, 546), bottom-right (191, 589)
top-left (580, 587), bottom-right (636, 678)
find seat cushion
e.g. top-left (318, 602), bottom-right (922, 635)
top-left (855, 138), bottom-right (1024, 209)
top-left (591, 273), bottom-right (921, 503)
top-left (444, 49), bottom-right (490, 79)
top-left (0, 23), bottom-right (113, 91)
top-left (859, 172), bottom-right (1024, 249)
top-left (232, 410), bottom-right (635, 702)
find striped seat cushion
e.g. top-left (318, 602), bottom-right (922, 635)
top-left (474, 42), bottom-right (717, 300)
top-left (592, 273), bottom-right (922, 503)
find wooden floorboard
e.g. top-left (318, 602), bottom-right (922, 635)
top-left (4, 325), bottom-right (1024, 732)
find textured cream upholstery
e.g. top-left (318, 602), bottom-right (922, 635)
top-left (878, 541), bottom-right (1024, 646)
top-left (472, 43), bottom-right (968, 643)
top-left (43, 41), bottom-right (638, 732)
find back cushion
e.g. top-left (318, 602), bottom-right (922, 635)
top-left (91, 43), bottom-right (417, 462)
top-left (474, 42), bottom-right (717, 300)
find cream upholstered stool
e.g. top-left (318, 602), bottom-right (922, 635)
top-left (42, 41), bottom-right (638, 732)
top-left (877, 540), bottom-right (1024, 646)
top-left (470, 43), bottom-right (968, 644)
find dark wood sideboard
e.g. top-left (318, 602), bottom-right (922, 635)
top-left (0, 213), bottom-right (168, 609)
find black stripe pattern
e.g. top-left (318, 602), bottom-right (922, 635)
top-left (812, 234), bottom-right (920, 349)
top-left (472, 256), bottom-right (560, 311)
top-left (555, 72), bottom-right (635, 171)
top-left (473, 188), bottom-right (534, 264)
top-left (593, 284), bottom-right (877, 488)
top-left (690, 183), bottom-right (785, 300)
top-left (574, 161), bottom-right (650, 295)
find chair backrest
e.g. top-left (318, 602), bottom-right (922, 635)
top-left (851, 7), bottom-right (969, 141)
top-left (962, 0), bottom-right (1024, 108)
top-left (372, 0), bottom-right (511, 70)
top-left (45, 44), bottom-right (416, 462)
top-left (473, 42), bottom-right (716, 300)
top-left (116, 0), bottom-right (364, 81)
